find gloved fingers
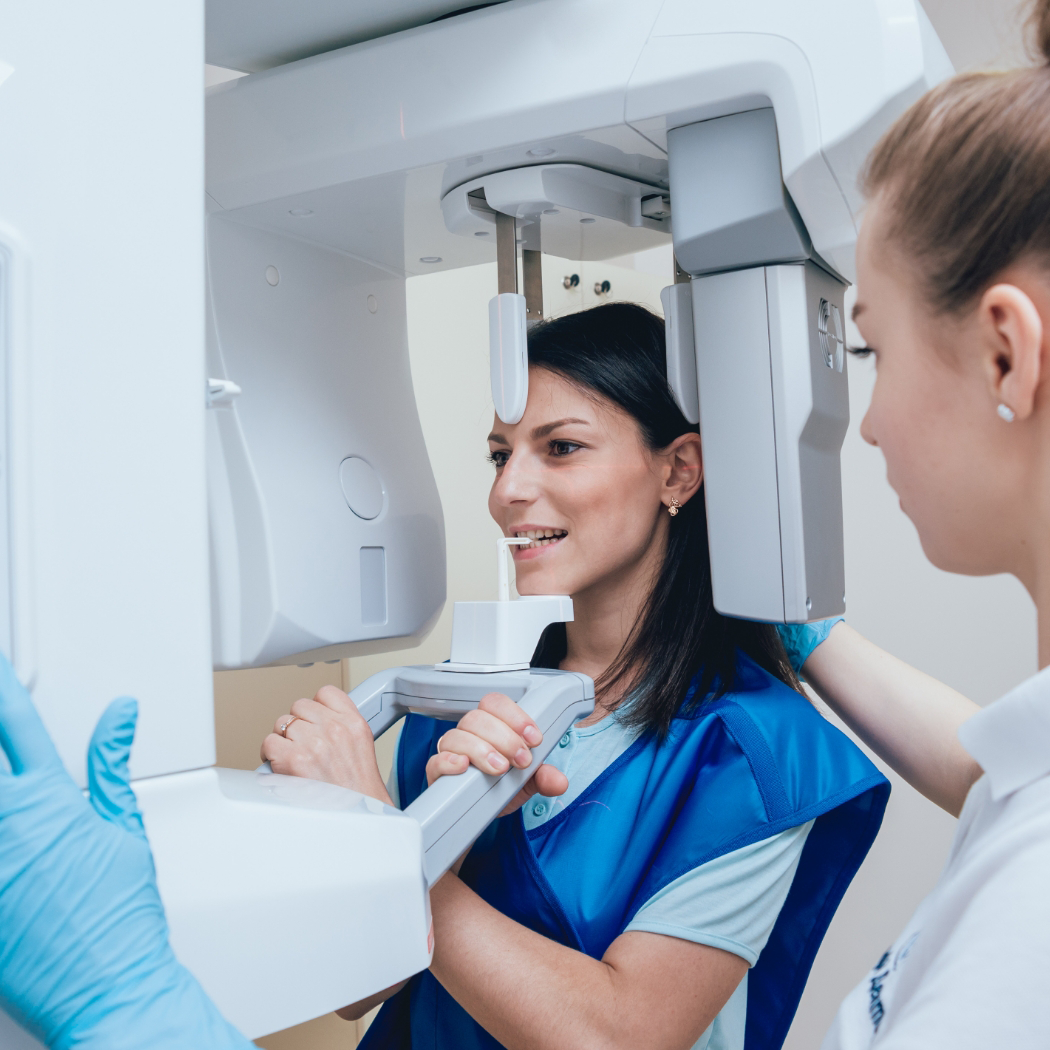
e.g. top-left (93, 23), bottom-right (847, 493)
top-left (776, 617), bottom-right (845, 675)
top-left (0, 651), bottom-right (61, 775)
top-left (87, 697), bottom-right (145, 838)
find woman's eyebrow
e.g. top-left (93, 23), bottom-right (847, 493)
top-left (487, 418), bottom-right (591, 444)
top-left (530, 418), bottom-right (590, 439)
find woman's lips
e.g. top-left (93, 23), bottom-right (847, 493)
top-left (508, 529), bottom-right (567, 562)
top-left (511, 534), bottom-right (566, 561)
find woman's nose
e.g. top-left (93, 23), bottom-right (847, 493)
top-left (491, 453), bottom-right (537, 505)
top-left (860, 405), bottom-right (878, 447)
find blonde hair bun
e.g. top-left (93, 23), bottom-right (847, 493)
top-left (861, 2), bottom-right (1050, 315)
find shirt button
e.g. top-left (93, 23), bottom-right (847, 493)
top-left (559, 733), bottom-right (571, 748)
top-left (532, 800), bottom-right (548, 817)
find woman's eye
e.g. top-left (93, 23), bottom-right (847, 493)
top-left (549, 440), bottom-right (581, 457)
top-left (847, 344), bottom-right (875, 359)
top-left (487, 450), bottom-right (510, 468)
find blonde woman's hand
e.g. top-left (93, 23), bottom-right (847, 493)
top-left (262, 685), bottom-right (392, 805)
top-left (425, 692), bottom-right (569, 817)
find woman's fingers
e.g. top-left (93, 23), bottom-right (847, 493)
top-left (500, 765), bottom-right (570, 817)
top-left (456, 708), bottom-right (534, 768)
top-left (477, 692), bottom-right (543, 747)
top-left (435, 726), bottom-right (517, 775)
top-left (426, 751), bottom-right (470, 786)
top-left (530, 763), bottom-right (569, 799)
top-left (261, 732), bottom-right (299, 774)
top-left (289, 695), bottom-right (330, 724)
top-left (312, 684), bottom-right (359, 717)
top-left (272, 710), bottom-right (299, 736)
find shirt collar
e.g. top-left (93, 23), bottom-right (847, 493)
top-left (958, 664), bottom-right (1050, 801)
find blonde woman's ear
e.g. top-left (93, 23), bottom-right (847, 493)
top-left (980, 282), bottom-right (1044, 423)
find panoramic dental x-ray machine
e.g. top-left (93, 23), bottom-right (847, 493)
top-left (0, 0), bottom-right (950, 1040)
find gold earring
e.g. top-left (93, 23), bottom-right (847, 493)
top-left (668, 498), bottom-right (680, 517)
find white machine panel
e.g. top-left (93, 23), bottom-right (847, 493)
top-left (204, 0), bottom-right (950, 281)
top-left (692, 263), bottom-right (848, 622)
top-left (0, 0), bottom-right (213, 784)
top-left (139, 768), bottom-right (432, 1039)
top-left (207, 217), bottom-right (445, 668)
top-left (206, 0), bottom-right (512, 72)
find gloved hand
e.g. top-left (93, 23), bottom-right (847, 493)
top-left (777, 617), bottom-right (844, 676)
top-left (0, 655), bottom-right (253, 1050)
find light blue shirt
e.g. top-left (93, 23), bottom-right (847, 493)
top-left (389, 714), bottom-right (813, 1050)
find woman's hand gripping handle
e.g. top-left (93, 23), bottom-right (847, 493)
top-left (412, 672), bottom-right (593, 886)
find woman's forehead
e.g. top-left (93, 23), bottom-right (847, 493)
top-left (488, 367), bottom-right (633, 442)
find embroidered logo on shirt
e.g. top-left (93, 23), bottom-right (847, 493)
top-left (867, 932), bottom-right (920, 1033)
top-left (868, 951), bottom-right (891, 1031)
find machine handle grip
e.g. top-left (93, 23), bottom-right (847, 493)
top-left (258, 666), bottom-right (595, 888)
top-left (400, 672), bottom-right (593, 887)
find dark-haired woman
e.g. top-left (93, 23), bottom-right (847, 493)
top-left (265, 302), bottom-right (888, 1050)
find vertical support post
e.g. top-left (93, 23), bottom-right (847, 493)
top-left (490, 213), bottom-right (529, 423)
top-left (495, 212), bottom-right (518, 295)
top-left (522, 249), bottom-right (543, 323)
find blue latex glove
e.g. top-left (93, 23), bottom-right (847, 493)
top-left (777, 617), bottom-right (844, 676)
top-left (0, 656), bottom-right (253, 1050)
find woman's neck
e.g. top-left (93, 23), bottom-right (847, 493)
top-left (1033, 555), bottom-right (1050, 670)
top-left (1020, 431), bottom-right (1050, 670)
top-left (560, 531), bottom-right (666, 722)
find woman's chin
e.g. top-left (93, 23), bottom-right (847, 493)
top-left (514, 566), bottom-right (569, 597)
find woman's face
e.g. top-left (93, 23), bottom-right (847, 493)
top-left (854, 198), bottom-right (1033, 577)
top-left (487, 367), bottom-right (694, 600)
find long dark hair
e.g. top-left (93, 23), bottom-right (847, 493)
top-left (528, 302), bottom-right (801, 737)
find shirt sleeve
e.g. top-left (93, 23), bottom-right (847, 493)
top-left (624, 820), bottom-right (815, 965)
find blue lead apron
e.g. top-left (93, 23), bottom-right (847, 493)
top-left (360, 655), bottom-right (889, 1050)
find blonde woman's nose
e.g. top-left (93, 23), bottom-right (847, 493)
top-left (859, 406), bottom-right (878, 447)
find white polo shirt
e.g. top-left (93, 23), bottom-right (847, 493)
top-left (821, 665), bottom-right (1050, 1050)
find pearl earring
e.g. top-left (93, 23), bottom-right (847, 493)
top-left (997, 403), bottom-right (1016, 422)
top-left (668, 498), bottom-right (680, 517)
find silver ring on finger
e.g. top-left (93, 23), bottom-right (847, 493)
top-left (280, 717), bottom-right (297, 737)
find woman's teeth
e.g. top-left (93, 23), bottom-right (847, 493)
top-left (514, 529), bottom-right (567, 550)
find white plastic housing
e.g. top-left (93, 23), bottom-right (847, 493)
top-left (692, 262), bottom-right (848, 622)
top-left (660, 284), bottom-right (700, 425)
top-left (668, 108), bottom-right (811, 276)
top-left (0, 0), bottom-right (213, 785)
top-left (207, 216), bottom-right (446, 668)
top-left (443, 163), bottom-right (670, 258)
top-left (139, 768), bottom-right (431, 1039)
top-left (205, 0), bottom-right (951, 282)
top-left (446, 596), bottom-right (573, 672)
top-left (489, 293), bottom-right (529, 425)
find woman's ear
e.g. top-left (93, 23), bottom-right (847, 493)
top-left (663, 433), bottom-right (704, 506)
top-left (979, 283), bottom-right (1044, 422)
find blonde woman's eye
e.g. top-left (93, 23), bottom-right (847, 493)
top-left (487, 450), bottom-right (510, 468)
